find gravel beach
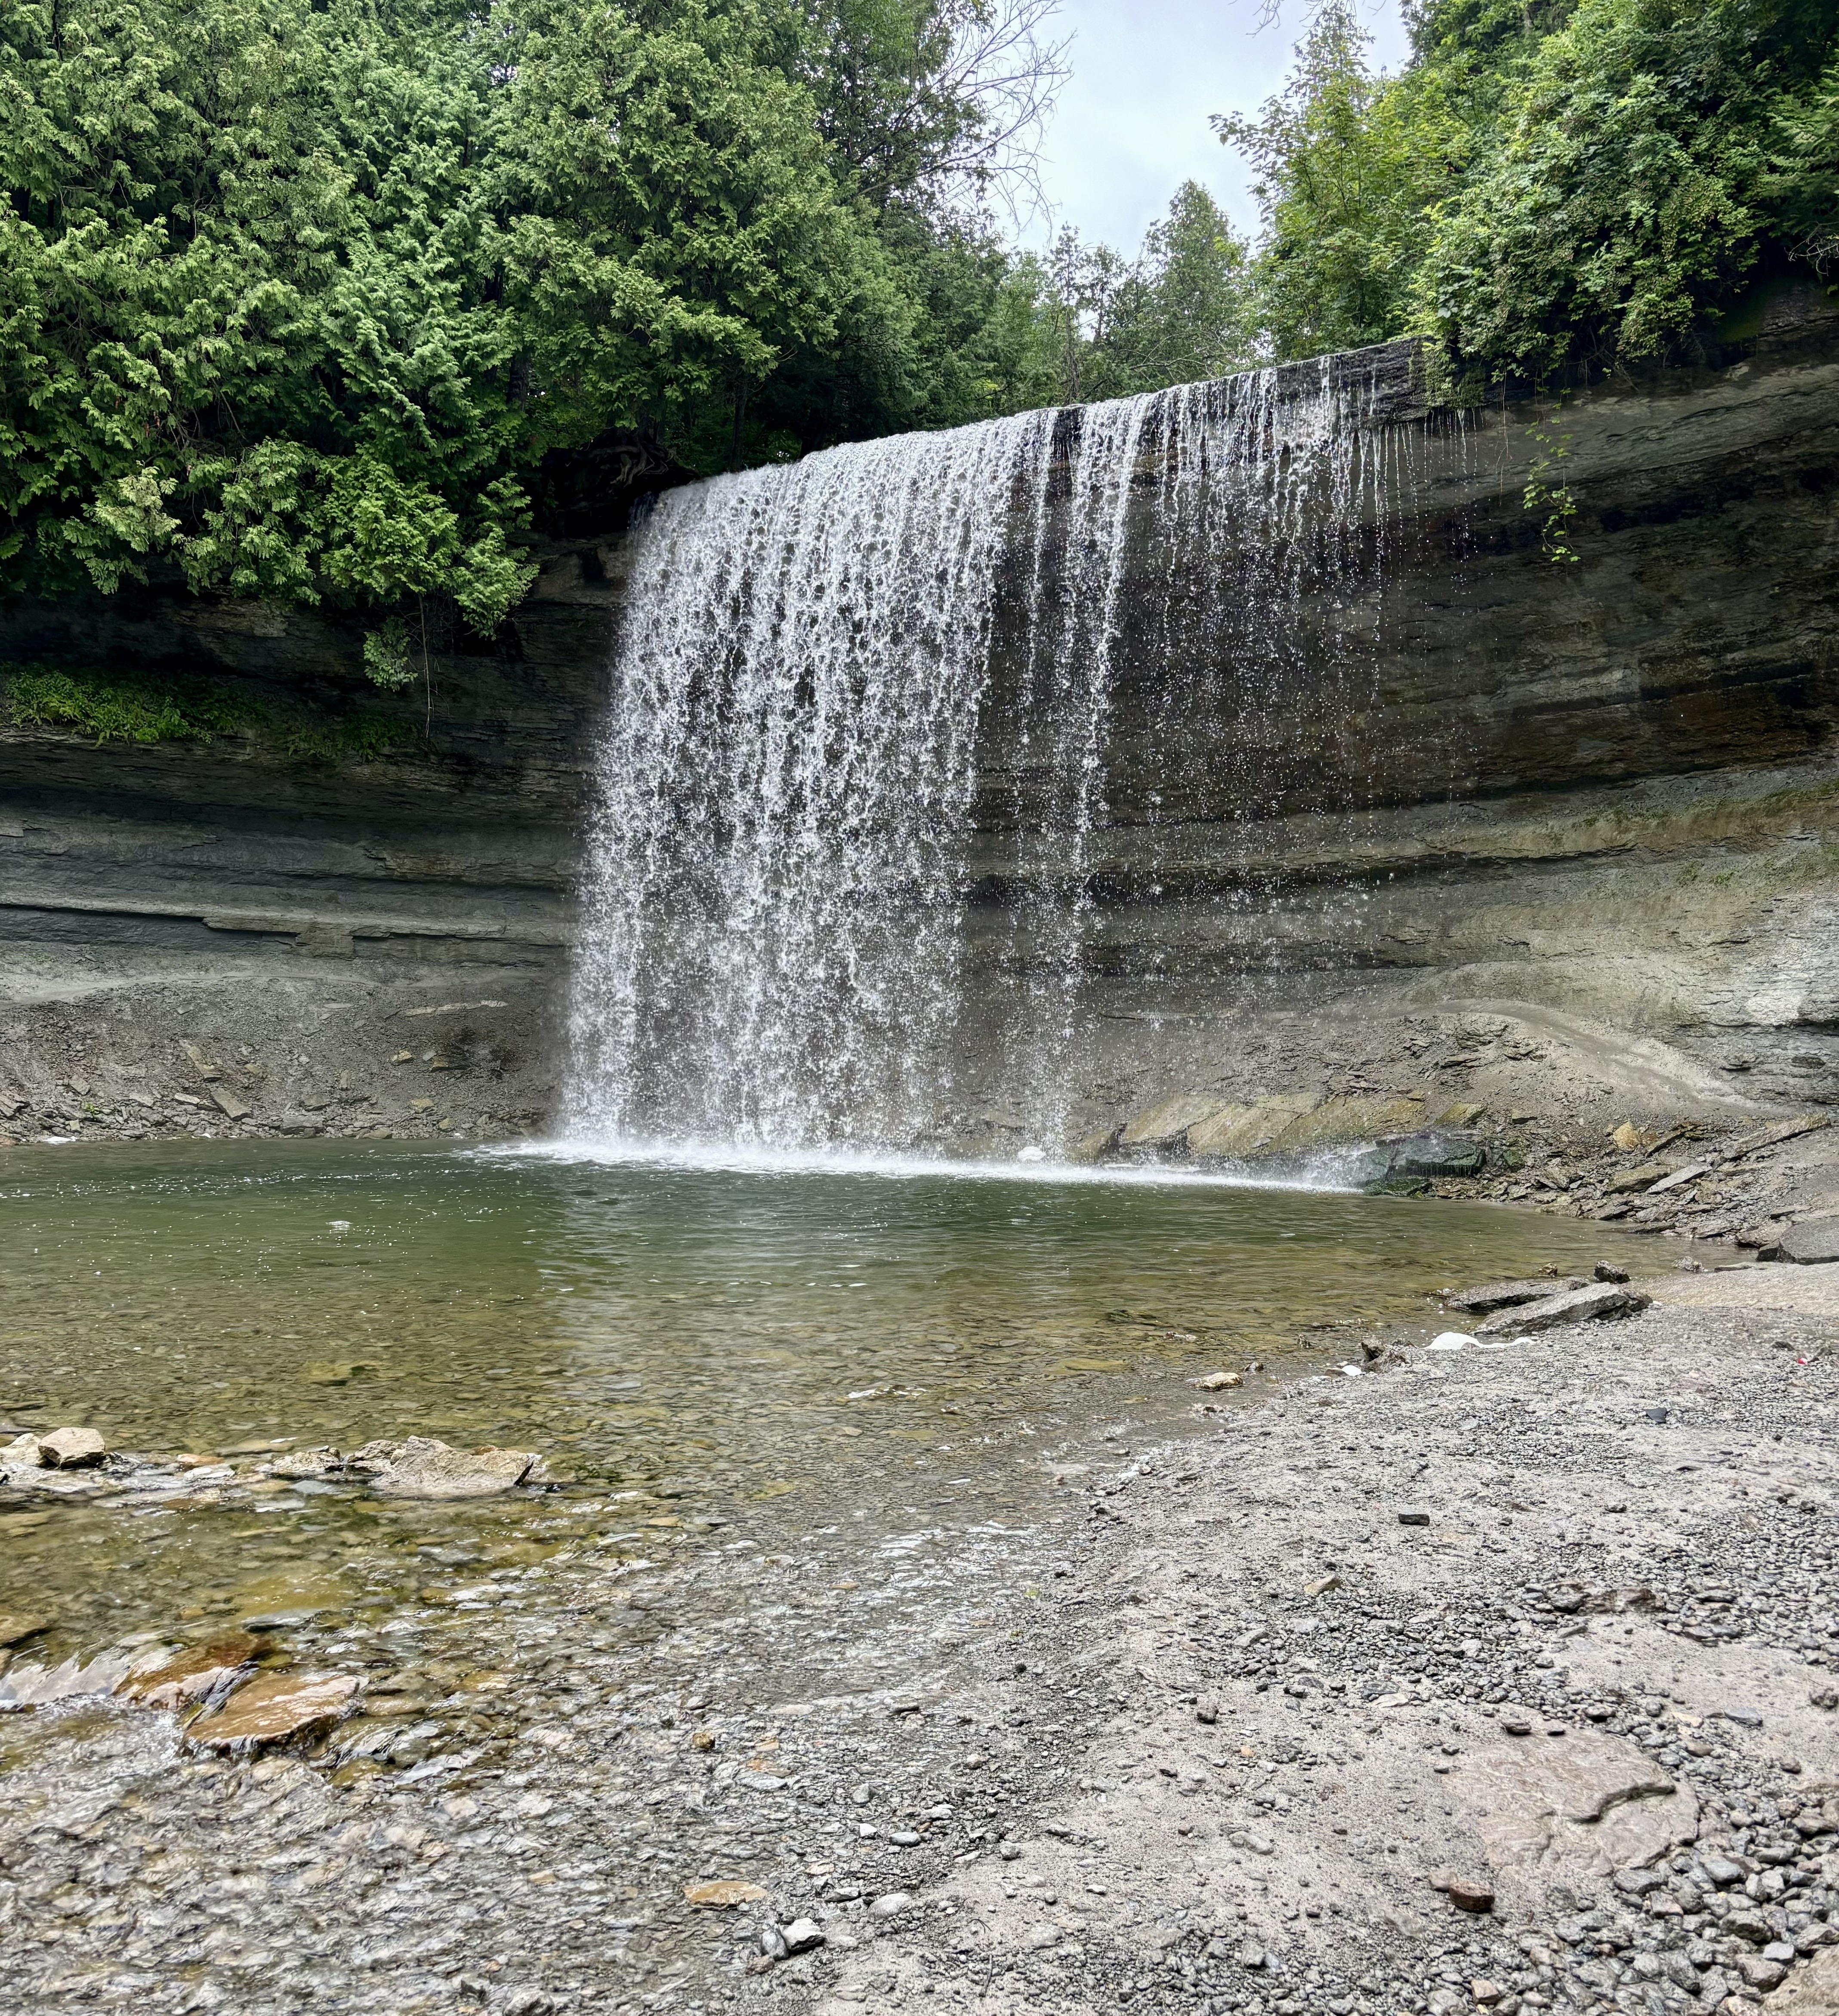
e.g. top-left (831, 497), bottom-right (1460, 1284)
top-left (3, 1261), bottom-right (1836, 2016)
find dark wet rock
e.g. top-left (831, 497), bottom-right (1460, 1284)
top-left (1445, 1275), bottom-right (1588, 1314)
top-left (1475, 1281), bottom-right (1652, 1335)
top-left (1351, 1131), bottom-right (1487, 1192)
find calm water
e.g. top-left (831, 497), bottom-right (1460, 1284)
top-left (1, 1141), bottom-right (1632, 1663)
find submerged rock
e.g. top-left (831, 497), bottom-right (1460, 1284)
top-left (349, 1436), bottom-right (539, 1499)
top-left (118, 1632), bottom-right (262, 1710)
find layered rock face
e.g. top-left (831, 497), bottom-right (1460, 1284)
top-left (1, 296), bottom-right (1836, 1150)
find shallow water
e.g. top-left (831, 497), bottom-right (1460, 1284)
top-left (0, 1140), bottom-right (1631, 1664)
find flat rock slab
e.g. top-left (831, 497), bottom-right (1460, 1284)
top-left (351, 1436), bottom-right (537, 1499)
top-left (0, 1612), bottom-right (49, 1648)
top-left (1476, 1282), bottom-right (1651, 1335)
top-left (1782, 1218), bottom-right (1839, 1265)
top-left (1763, 1945), bottom-right (1839, 2016)
top-left (1447, 1276), bottom-right (1586, 1314)
top-left (187, 1671), bottom-right (359, 1749)
top-left (1451, 1730), bottom-right (1696, 1874)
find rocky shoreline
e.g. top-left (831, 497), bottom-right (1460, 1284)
top-left (2, 1249), bottom-right (1836, 2016)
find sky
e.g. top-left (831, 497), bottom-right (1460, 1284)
top-left (1022, 0), bottom-right (1412, 255)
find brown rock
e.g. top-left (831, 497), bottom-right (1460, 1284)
top-left (38, 1426), bottom-right (107, 1468)
top-left (0, 1612), bottom-right (49, 1648)
top-left (684, 1880), bottom-right (769, 1908)
top-left (186, 1671), bottom-right (359, 1749)
top-left (1193, 1370), bottom-right (1243, 1391)
top-left (1448, 1878), bottom-right (1495, 1913)
top-left (118, 1632), bottom-right (263, 1708)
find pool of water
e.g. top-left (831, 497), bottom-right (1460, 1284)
top-left (0, 1140), bottom-right (1634, 1665)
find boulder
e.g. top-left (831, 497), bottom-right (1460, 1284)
top-left (1476, 1282), bottom-right (1652, 1335)
top-left (1781, 1217), bottom-right (1839, 1265)
top-left (37, 1426), bottom-right (106, 1468)
top-left (349, 1436), bottom-right (538, 1499)
top-left (118, 1632), bottom-right (262, 1709)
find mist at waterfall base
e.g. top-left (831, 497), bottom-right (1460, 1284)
top-left (561, 360), bottom-right (1405, 1177)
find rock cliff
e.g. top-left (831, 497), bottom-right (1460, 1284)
top-left (1, 291), bottom-right (1836, 1159)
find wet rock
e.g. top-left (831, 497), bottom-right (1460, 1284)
top-left (117, 1632), bottom-right (262, 1709)
top-left (1359, 1131), bottom-right (1488, 1184)
top-left (1475, 1282), bottom-right (1651, 1335)
top-left (0, 1650), bottom-right (138, 1705)
top-left (349, 1436), bottom-right (538, 1499)
top-left (186, 1671), bottom-right (360, 1749)
top-left (1119, 1094), bottom-right (1228, 1151)
top-left (268, 1447), bottom-right (342, 1480)
top-left (1446, 1276), bottom-right (1587, 1314)
top-left (38, 1426), bottom-right (106, 1467)
top-left (1781, 1217), bottom-right (1839, 1265)
top-left (0, 1612), bottom-right (49, 1648)
top-left (0, 1433), bottom-right (41, 1471)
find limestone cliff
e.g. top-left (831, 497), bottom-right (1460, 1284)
top-left (1, 293), bottom-right (1836, 1152)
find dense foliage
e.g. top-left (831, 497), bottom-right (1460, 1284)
top-left (6, 0), bottom-right (1836, 647)
top-left (0, 0), bottom-right (1076, 634)
top-left (1217, 0), bottom-right (1839, 388)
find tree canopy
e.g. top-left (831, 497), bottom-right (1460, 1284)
top-left (4, 0), bottom-right (1834, 653)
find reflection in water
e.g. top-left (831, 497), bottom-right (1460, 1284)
top-left (0, 1139), bottom-right (1627, 1663)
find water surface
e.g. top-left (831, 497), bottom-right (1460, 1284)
top-left (0, 1140), bottom-right (1632, 1663)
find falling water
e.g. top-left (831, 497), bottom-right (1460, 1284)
top-left (565, 354), bottom-right (1406, 1156)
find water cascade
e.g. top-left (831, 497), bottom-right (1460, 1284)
top-left (566, 356), bottom-right (1409, 1155)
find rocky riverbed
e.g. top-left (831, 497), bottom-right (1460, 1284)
top-left (2, 1255), bottom-right (1836, 2016)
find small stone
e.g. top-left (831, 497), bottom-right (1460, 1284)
top-left (186, 1671), bottom-right (360, 1749)
top-left (1304, 1572), bottom-right (1342, 1597)
top-left (1593, 1262), bottom-right (1631, 1283)
top-left (38, 1426), bottom-right (106, 1468)
top-left (889, 1829), bottom-right (922, 1846)
top-left (1196, 1694), bottom-right (1222, 1724)
top-left (1398, 1510), bottom-right (1432, 1526)
top-left (1447, 1878), bottom-right (1495, 1914)
top-left (691, 1728), bottom-right (717, 1751)
top-left (1471, 1981), bottom-right (1504, 2007)
top-left (1193, 1370), bottom-right (1243, 1391)
top-left (684, 1880), bottom-right (768, 1908)
top-left (1501, 1718), bottom-right (1532, 1736)
top-left (998, 1840), bottom-right (1022, 1860)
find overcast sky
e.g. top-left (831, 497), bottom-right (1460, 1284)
top-left (1022, 0), bottom-right (1412, 255)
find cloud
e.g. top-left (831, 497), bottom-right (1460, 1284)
top-left (1022, 0), bottom-right (1411, 254)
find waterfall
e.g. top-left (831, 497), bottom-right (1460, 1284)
top-left (565, 356), bottom-right (1401, 1157)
